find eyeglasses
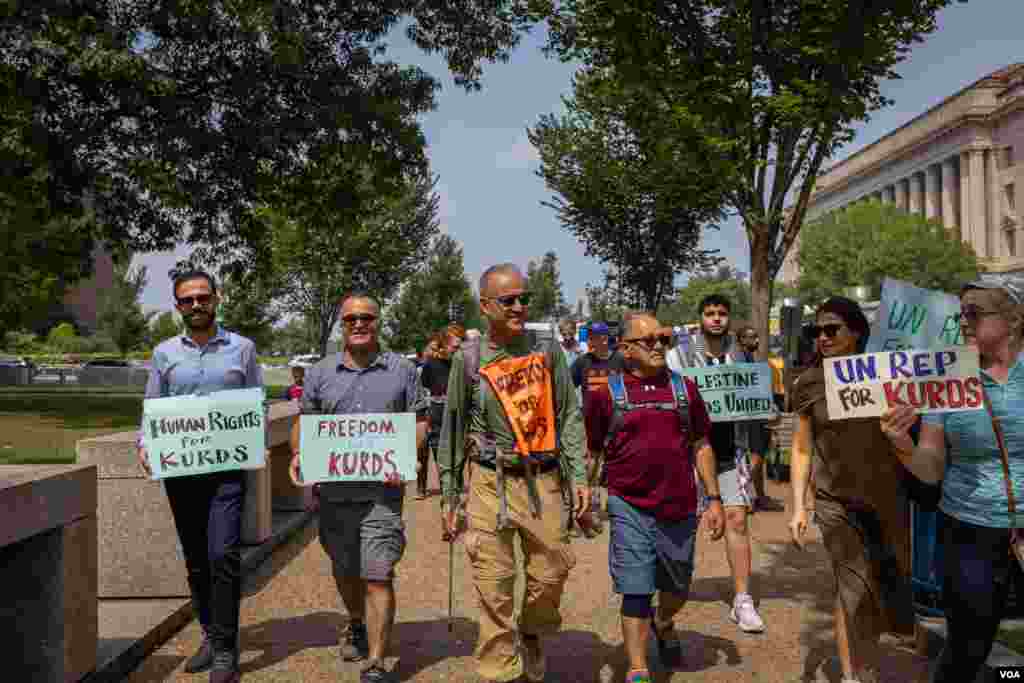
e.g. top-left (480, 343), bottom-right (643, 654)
top-left (176, 294), bottom-right (213, 308)
top-left (342, 313), bottom-right (378, 326)
top-left (486, 293), bottom-right (532, 308)
top-left (623, 333), bottom-right (673, 350)
top-left (956, 306), bottom-right (1003, 324)
top-left (810, 323), bottom-right (844, 339)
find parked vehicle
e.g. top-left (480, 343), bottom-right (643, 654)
top-left (83, 358), bottom-right (132, 368)
top-left (288, 354), bottom-right (322, 368)
top-left (0, 355), bottom-right (33, 369)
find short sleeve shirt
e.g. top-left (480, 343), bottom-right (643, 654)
top-left (922, 353), bottom-right (1024, 528)
top-left (301, 351), bottom-right (424, 502)
top-left (584, 371), bottom-right (711, 520)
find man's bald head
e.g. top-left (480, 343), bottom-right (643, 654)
top-left (623, 311), bottom-right (659, 339)
top-left (479, 263), bottom-right (522, 298)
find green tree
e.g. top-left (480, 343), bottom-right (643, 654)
top-left (218, 274), bottom-right (279, 350)
top-left (585, 269), bottom-right (629, 324)
top-left (796, 200), bottom-right (980, 305)
top-left (386, 235), bottom-right (480, 353)
top-left (272, 317), bottom-right (318, 356)
top-left (544, 0), bottom-right (958, 357)
top-left (149, 312), bottom-right (181, 346)
top-left (659, 266), bottom-right (752, 327)
top-left (268, 167), bottom-right (441, 356)
top-left (1, 0), bottom-right (538, 296)
top-left (45, 323), bottom-right (80, 352)
top-left (529, 69), bottom-right (725, 311)
top-left (97, 262), bottom-right (153, 356)
top-left (526, 251), bottom-right (571, 322)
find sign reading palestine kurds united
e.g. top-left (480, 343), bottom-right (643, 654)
top-left (479, 353), bottom-right (556, 456)
top-left (298, 413), bottom-right (417, 484)
top-left (823, 347), bottom-right (983, 420)
top-left (680, 363), bottom-right (776, 422)
top-left (142, 387), bottom-right (267, 480)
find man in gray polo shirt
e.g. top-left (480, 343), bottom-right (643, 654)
top-left (289, 293), bottom-right (427, 683)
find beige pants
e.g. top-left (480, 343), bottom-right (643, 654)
top-left (464, 463), bottom-right (575, 682)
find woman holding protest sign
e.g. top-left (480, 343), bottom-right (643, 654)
top-left (881, 277), bottom-right (1024, 683)
top-left (789, 296), bottom-right (915, 683)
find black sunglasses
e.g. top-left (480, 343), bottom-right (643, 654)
top-left (624, 333), bottom-right (673, 350)
top-left (487, 293), bottom-right (532, 308)
top-left (809, 323), bottom-right (844, 339)
top-left (342, 313), bottom-right (378, 326)
top-left (955, 306), bottom-right (1002, 324)
top-left (176, 294), bottom-right (213, 307)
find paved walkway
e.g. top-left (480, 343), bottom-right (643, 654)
top-left (129, 479), bottom-right (932, 682)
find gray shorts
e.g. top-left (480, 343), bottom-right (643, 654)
top-left (718, 467), bottom-right (750, 509)
top-left (319, 498), bottom-right (406, 581)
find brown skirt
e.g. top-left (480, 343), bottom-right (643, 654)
top-left (815, 495), bottom-right (916, 644)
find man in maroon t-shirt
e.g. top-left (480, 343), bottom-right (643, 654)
top-left (585, 313), bottom-right (725, 683)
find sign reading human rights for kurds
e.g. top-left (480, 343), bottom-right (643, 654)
top-left (143, 387), bottom-right (266, 480)
top-left (867, 278), bottom-right (963, 352)
top-left (824, 347), bottom-right (983, 420)
top-left (681, 363), bottom-right (776, 422)
top-left (298, 413), bottom-right (416, 484)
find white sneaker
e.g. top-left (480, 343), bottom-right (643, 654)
top-left (729, 593), bottom-right (765, 633)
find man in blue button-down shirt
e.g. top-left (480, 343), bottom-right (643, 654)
top-left (289, 293), bottom-right (427, 683)
top-left (138, 270), bottom-right (262, 683)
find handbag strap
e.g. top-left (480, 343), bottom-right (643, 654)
top-left (981, 387), bottom-right (1018, 528)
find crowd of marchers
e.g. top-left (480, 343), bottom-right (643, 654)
top-left (136, 265), bottom-right (1024, 683)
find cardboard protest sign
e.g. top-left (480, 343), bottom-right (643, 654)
top-left (824, 347), bottom-right (982, 420)
top-left (867, 278), bottom-right (963, 352)
top-left (298, 413), bottom-right (416, 484)
top-left (681, 363), bottom-right (776, 422)
top-left (479, 354), bottom-right (556, 455)
top-left (143, 387), bottom-right (266, 480)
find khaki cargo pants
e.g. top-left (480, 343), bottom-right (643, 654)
top-left (464, 462), bottom-right (575, 682)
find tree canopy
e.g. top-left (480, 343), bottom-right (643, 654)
top-left (97, 261), bottom-right (153, 355)
top-left (542, 0), bottom-right (961, 356)
top-left (1, 0), bottom-right (537, 327)
top-left (526, 251), bottom-right (571, 322)
top-left (386, 234), bottom-right (480, 353)
top-left (796, 201), bottom-right (980, 305)
top-left (529, 68), bottom-right (725, 311)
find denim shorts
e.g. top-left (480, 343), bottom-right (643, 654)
top-left (607, 495), bottom-right (697, 596)
top-left (319, 498), bottom-right (406, 581)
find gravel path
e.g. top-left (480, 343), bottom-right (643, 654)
top-left (129, 478), bottom-right (931, 682)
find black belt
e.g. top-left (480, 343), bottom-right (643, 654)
top-left (472, 457), bottom-right (560, 475)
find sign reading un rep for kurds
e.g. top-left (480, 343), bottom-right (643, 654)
top-left (142, 387), bottom-right (266, 480)
top-left (298, 413), bottom-right (416, 484)
top-left (824, 347), bottom-right (983, 420)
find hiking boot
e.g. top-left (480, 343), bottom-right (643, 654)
top-left (651, 621), bottom-right (683, 669)
top-left (208, 650), bottom-right (240, 683)
top-left (625, 669), bottom-right (652, 683)
top-left (730, 593), bottom-right (766, 633)
top-left (340, 620), bottom-right (369, 661)
top-left (520, 633), bottom-right (546, 682)
top-left (184, 630), bottom-right (214, 673)
top-left (360, 660), bottom-right (395, 683)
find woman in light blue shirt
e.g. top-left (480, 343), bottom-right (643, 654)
top-left (882, 277), bottom-right (1024, 683)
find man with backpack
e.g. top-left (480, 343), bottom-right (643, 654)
top-left (438, 263), bottom-right (589, 683)
top-left (666, 294), bottom-right (767, 634)
top-left (584, 312), bottom-right (724, 683)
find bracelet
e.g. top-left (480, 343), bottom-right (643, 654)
top-left (706, 494), bottom-right (723, 503)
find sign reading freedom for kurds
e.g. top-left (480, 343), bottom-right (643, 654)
top-left (867, 278), bottom-right (963, 352)
top-left (142, 387), bottom-right (266, 480)
top-left (681, 363), bottom-right (775, 422)
top-left (298, 413), bottom-right (416, 484)
top-left (824, 347), bottom-right (983, 420)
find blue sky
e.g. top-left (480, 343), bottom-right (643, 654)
top-left (136, 1), bottom-right (1024, 315)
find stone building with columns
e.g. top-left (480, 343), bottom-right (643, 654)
top-left (779, 63), bottom-right (1024, 284)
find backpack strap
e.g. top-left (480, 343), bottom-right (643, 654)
top-left (604, 372), bottom-right (629, 451)
top-left (669, 371), bottom-right (691, 435)
top-left (462, 335), bottom-right (481, 389)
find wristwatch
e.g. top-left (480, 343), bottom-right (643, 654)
top-left (706, 494), bottom-right (723, 503)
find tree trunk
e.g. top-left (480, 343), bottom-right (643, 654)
top-left (749, 229), bottom-right (773, 362)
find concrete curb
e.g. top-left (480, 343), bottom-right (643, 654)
top-left (82, 509), bottom-right (313, 683)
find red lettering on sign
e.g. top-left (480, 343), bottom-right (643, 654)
top-left (965, 377), bottom-right (983, 408)
top-left (328, 452), bottom-right (341, 477)
top-left (342, 452), bottom-right (357, 475)
top-left (359, 452), bottom-right (371, 476)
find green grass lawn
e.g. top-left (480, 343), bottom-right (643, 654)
top-left (0, 388), bottom-right (288, 466)
top-left (998, 626), bottom-right (1024, 654)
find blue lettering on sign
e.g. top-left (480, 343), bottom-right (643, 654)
top-left (890, 351), bottom-right (913, 379)
top-left (888, 301), bottom-right (928, 335)
top-left (832, 355), bottom-right (878, 384)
